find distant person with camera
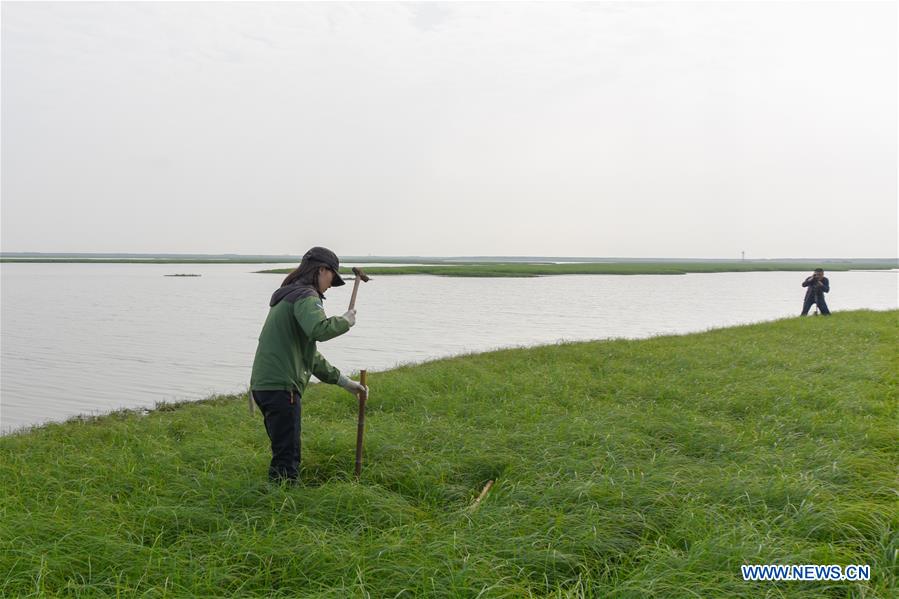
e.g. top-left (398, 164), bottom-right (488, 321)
top-left (800, 268), bottom-right (830, 316)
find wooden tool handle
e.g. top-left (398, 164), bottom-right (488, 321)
top-left (348, 276), bottom-right (361, 311)
top-left (354, 369), bottom-right (368, 478)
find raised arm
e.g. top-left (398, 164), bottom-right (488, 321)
top-left (293, 296), bottom-right (351, 342)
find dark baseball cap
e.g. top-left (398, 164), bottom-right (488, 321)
top-left (301, 246), bottom-right (346, 286)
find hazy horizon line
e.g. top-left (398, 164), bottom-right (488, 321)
top-left (2, 252), bottom-right (897, 262)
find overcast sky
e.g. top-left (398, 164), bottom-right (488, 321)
top-left (1, 1), bottom-right (896, 258)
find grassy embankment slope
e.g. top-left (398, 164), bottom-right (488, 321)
top-left (1, 311), bottom-right (896, 597)
top-left (261, 261), bottom-right (898, 278)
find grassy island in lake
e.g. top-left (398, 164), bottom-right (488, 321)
top-left (259, 260), bottom-right (898, 278)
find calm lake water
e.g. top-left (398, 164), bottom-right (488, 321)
top-left (1, 263), bottom-right (896, 433)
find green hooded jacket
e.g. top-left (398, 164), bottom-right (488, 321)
top-left (250, 283), bottom-right (350, 394)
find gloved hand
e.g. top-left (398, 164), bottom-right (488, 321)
top-left (341, 309), bottom-right (356, 328)
top-left (338, 374), bottom-right (368, 397)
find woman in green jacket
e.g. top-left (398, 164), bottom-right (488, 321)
top-left (250, 247), bottom-right (366, 483)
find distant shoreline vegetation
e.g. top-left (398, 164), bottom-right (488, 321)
top-left (259, 260), bottom-right (899, 278)
top-left (3, 254), bottom-right (895, 276)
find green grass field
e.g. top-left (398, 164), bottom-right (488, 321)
top-left (261, 261), bottom-right (897, 278)
top-left (2, 311), bottom-right (896, 597)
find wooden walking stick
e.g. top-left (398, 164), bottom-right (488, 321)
top-left (354, 370), bottom-right (368, 479)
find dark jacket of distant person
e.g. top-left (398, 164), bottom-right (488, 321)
top-left (802, 275), bottom-right (830, 303)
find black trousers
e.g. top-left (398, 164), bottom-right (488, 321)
top-left (252, 390), bottom-right (301, 482)
top-left (801, 294), bottom-right (830, 316)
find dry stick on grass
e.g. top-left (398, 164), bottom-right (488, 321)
top-left (469, 480), bottom-right (494, 512)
